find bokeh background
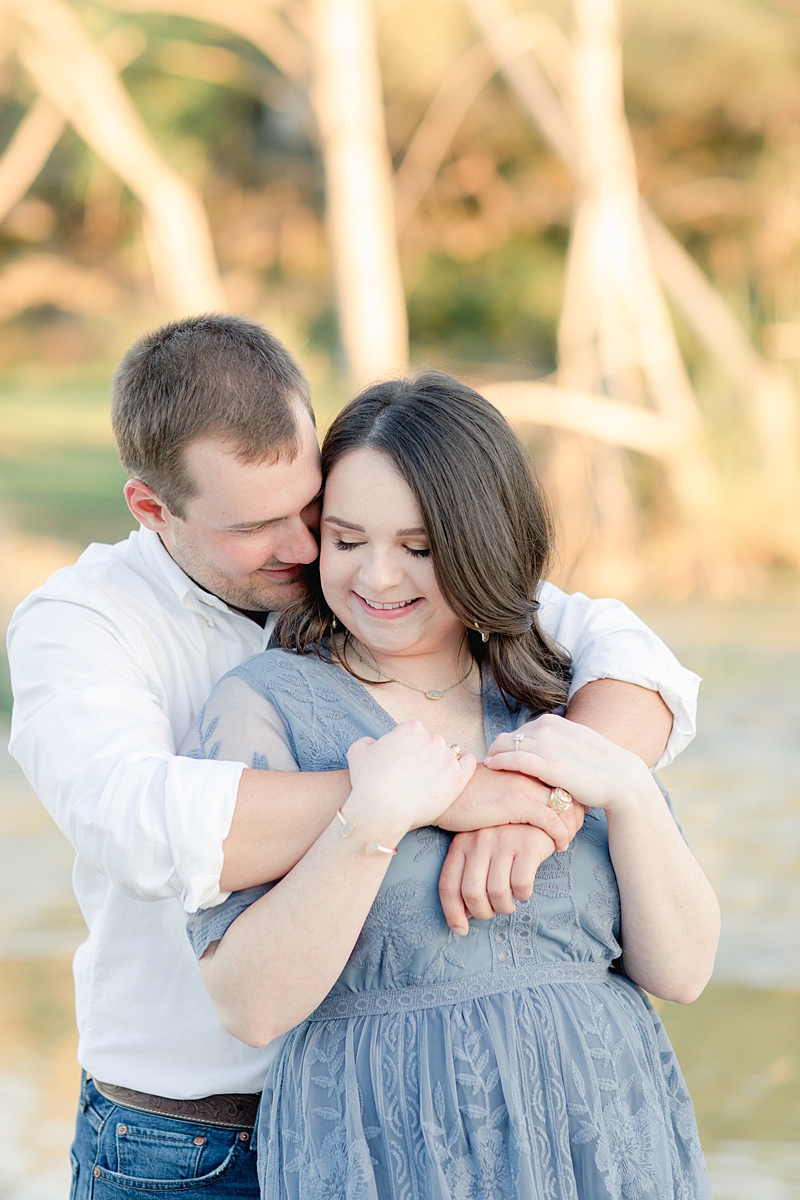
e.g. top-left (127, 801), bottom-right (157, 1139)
top-left (1, 0), bottom-right (799, 1196)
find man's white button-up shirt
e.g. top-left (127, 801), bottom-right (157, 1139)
top-left (7, 527), bottom-right (699, 1099)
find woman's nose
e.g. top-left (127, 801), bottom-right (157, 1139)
top-left (357, 548), bottom-right (404, 592)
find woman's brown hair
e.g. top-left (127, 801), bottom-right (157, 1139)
top-left (276, 371), bottom-right (571, 713)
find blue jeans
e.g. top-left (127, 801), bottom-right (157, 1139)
top-left (70, 1075), bottom-right (260, 1200)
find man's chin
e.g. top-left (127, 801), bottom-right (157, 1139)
top-left (236, 574), bottom-right (310, 614)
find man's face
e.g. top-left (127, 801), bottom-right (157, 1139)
top-left (158, 411), bottom-right (322, 612)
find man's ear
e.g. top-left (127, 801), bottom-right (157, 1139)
top-left (124, 478), bottom-right (172, 531)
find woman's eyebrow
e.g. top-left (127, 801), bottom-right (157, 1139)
top-left (324, 515), bottom-right (427, 537)
top-left (324, 516), bottom-right (365, 531)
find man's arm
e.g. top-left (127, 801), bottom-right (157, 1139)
top-left (8, 595), bottom-right (248, 912)
top-left (564, 678), bottom-right (673, 767)
top-left (221, 678), bottom-right (673, 891)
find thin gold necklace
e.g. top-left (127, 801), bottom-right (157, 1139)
top-left (348, 643), bottom-right (474, 700)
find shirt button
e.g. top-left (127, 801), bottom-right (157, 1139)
top-left (496, 933), bottom-right (507, 942)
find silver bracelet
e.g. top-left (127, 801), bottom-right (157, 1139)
top-left (335, 808), bottom-right (398, 856)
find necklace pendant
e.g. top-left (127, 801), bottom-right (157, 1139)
top-left (425, 690), bottom-right (444, 699)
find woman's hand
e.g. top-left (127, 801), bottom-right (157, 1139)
top-left (345, 721), bottom-right (476, 842)
top-left (484, 714), bottom-right (657, 816)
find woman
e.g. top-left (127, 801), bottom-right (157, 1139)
top-left (183, 373), bottom-right (719, 1200)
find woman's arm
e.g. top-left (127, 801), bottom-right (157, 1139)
top-left (484, 716), bottom-right (721, 1002)
top-left (200, 723), bottom-right (476, 1047)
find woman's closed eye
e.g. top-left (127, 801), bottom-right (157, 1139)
top-left (332, 536), bottom-right (430, 559)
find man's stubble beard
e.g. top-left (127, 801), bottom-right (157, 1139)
top-left (167, 530), bottom-right (310, 615)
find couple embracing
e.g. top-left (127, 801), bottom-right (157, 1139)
top-left (9, 315), bottom-right (719, 1200)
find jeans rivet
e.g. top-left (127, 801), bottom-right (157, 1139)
top-left (193, 1136), bottom-right (205, 1146)
top-left (238, 1131), bottom-right (250, 1142)
top-left (117, 1124), bottom-right (127, 1135)
top-left (93, 1168), bottom-right (101, 1178)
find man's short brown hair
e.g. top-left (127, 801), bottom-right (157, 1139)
top-left (111, 313), bottom-right (314, 517)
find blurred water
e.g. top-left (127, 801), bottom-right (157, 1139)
top-left (0, 600), bottom-right (799, 1197)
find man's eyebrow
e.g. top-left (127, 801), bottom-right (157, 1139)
top-left (324, 516), bottom-right (426, 537)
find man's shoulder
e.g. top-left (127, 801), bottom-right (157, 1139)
top-left (10, 530), bottom-right (173, 626)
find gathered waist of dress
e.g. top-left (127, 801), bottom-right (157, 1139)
top-left (306, 960), bottom-right (611, 1021)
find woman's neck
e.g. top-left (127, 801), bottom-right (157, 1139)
top-left (347, 636), bottom-right (473, 695)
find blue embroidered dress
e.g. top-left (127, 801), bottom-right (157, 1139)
top-left (183, 649), bottom-right (711, 1200)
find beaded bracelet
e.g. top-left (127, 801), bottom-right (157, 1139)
top-left (335, 808), bottom-right (398, 856)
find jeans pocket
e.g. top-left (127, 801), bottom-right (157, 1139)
top-left (92, 1120), bottom-right (242, 1194)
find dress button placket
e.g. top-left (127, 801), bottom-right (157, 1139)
top-left (511, 903), bottom-right (537, 965)
top-left (491, 913), bottom-right (513, 970)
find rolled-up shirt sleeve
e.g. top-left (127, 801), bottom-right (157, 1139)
top-left (8, 596), bottom-right (245, 912)
top-left (537, 582), bottom-right (700, 770)
top-left (180, 666), bottom-right (300, 937)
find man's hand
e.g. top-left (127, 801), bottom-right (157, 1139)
top-left (438, 802), bottom-right (587, 935)
top-left (435, 763), bottom-right (578, 846)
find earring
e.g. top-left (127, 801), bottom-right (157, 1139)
top-left (331, 616), bottom-right (338, 631)
top-left (474, 622), bottom-right (490, 643)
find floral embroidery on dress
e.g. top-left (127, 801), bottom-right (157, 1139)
top-left (426, 1019), bottom-right (513, 1200)
top-left (185, 707), bottom-right (220, 760)
top-left (586, 862), bottom-right (622, 957)
top-left (293, 1125), bottom-right (376, 1200)
top-left (350, 878), bottom-right (441, 978)
top-left (414, 825), bottom-right (452, 862)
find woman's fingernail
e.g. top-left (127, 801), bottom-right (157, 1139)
top-left (484, 755), bottom-right (493, 765)
top-left (453, 925), bottom-right (468, 937)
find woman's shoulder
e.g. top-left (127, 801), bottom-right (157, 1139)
top-left (226, 646), bottom-right (334, 698)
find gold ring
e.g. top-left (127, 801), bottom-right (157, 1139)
top-left (549, 787), bottom-right (573, 814)
top-left (449, 744), bottom-right (463, 759)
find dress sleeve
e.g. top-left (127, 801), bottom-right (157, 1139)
top-left (178, 668), bottom-right (301, 775)
top-left (536, 582), bottom-right (700, 770)
top-left (186, 883), bottom-right (276, 958)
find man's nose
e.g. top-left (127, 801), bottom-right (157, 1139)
top-left (274, 518), bottom-right (319, 565)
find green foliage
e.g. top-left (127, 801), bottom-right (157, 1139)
top-left (407, 234), bottom-right (567, 368)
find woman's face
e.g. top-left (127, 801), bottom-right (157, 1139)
top-left (320, 448), bottom-right (465, 659)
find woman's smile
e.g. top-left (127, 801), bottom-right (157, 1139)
top-left (354, 592), bottom-right (424, 619)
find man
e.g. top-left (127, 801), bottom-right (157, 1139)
top-left (8, 315), bottom-right (698, 1199)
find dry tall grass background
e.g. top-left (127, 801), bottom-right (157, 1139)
top-left (1, 0), bottom-right (800, 603)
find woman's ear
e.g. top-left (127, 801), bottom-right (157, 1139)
top-left (124, 478), bottom-right (171, 531)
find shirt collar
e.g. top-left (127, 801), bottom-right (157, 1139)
top-left (135, 526), bottom-right (266, 624)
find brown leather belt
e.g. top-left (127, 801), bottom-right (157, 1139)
top-left (90, 1078), bottom-right (261, 1129)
